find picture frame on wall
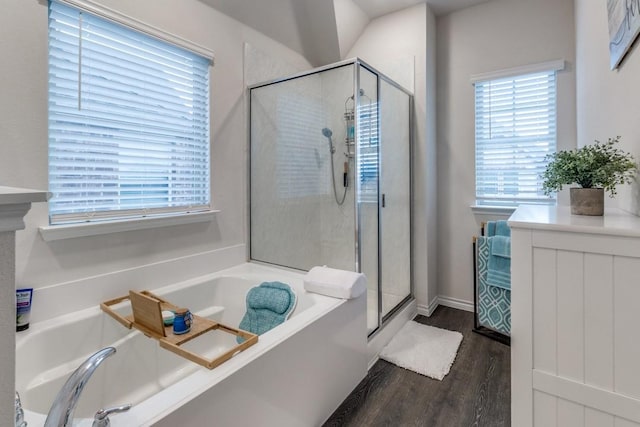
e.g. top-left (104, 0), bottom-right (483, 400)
top-left (608, 0), bottom-right (640, 69)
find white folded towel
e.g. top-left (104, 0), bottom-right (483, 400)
top-left (303, 266), bottom-right (367, 299)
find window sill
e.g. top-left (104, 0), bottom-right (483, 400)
top-left (39, 210), bottom-right (220, 242)
top-left (470, 204), bottom-right (517, 216)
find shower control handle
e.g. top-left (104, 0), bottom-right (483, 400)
top-left (382, 193), bottom-right (386, 208)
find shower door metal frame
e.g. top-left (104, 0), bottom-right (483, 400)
top-left (247, 58), bottom-right (415, 339)
top-left (356, 60), bottom-right (414, 337)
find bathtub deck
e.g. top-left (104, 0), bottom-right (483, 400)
top-left (323, 306), bottom-right (511, 427)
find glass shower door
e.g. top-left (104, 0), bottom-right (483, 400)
top-left (357, 65), bottom-right (379, 334)
top-left (379, 79), bottom-right (411, 319)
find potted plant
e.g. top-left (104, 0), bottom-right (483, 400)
top-left (541, 136), bottom-right (638, 216)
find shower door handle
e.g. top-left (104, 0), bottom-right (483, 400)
top-left (381, 193), bottom-right (386, 208)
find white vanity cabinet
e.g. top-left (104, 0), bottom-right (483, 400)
top-left (509, 205), bottom-right (640, 427)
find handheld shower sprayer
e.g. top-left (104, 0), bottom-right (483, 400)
top-left (322, 128), bottom-right (336, 154)
top-left (321, 127), bottom-right (348, 205)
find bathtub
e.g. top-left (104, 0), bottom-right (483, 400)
top-left (16, 262), bottom-right (367, 426)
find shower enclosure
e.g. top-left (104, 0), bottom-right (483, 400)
top-left (249, 59), bottom-right (412, 335)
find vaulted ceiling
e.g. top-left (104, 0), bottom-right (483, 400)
top-left (199, 0), bottom-right (490, 66)
top-left (353, 0), bottom-right (489, 18)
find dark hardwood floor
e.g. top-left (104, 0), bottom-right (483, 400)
top-left (323, 306), bottom-right (510, 427)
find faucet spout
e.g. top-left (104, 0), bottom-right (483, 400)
top-left (44, 347), bottom-right (116, 427)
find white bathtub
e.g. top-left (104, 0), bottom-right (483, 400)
top-left (16, 263), bottom-right (367, 426)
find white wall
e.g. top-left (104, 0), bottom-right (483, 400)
top-left (575, 0), bottom-right (640, 215)
top-left (346, 3), bottom-right (438, 314)
top-left (0, 0), bottom-right (310, 320)
top-left (436, 0), bottom-right (576, 305)
top-left (333, 0), bottom-right (370, 58)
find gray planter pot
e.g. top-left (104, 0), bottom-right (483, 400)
top-left (570, 188), bottom-right (604, 216)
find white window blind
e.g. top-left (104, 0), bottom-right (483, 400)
top-left (48, 0), bottom-right (211, 224)
top-left (358, 100), bottom-right (379, 203)
top-left (475, 70), bottom-right (557, 205)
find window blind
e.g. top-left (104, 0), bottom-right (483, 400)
top-left (358, 100), bottom-right (379, 203)
top-left (475, 70), bottom-right (557, 205)
top-left (48, 0), bottom-right (211, 224)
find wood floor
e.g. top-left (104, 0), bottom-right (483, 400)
top-left (323, 306), bottom-right (511, 427)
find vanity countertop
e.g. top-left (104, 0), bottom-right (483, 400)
top-left (508, 204), bottom-right (640, 238)
top-left (0, 186), bottom-right (49, 205)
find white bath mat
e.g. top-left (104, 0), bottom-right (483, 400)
top-left (379, 320), bottom-right (463, 381)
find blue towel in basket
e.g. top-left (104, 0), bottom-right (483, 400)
top-left (237, 281), bottom-right (297, 343)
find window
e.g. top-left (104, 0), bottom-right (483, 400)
top-left (474, 67), bottom-right (559, 206)
top-left (358, 99), bottom-right (379, 203)
top-left (48, 0), bottom-right (212, 225)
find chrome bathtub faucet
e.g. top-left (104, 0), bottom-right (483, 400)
top-left (44, 347), bottom-right (116, 427)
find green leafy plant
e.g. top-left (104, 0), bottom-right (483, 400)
top-left (542, 136), bottom-right (638, 197)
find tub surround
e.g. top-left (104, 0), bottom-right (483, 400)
top-left (0, 187), bottom-right (48, 427)
top-left (29, 244), bottom-right (246, 325)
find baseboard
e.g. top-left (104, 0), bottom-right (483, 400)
top-left (416, 297), bottom-right (439, 317)
top-left (437, 295), bottom-right (474, 312)
top-left (367, 355), bottom-right (379, 371)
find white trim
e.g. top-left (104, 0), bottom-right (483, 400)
top-left (470, 59), bottom-right (565, 84)
top-left (533, 370), bottom-right (640, 423)
top-left (416, 297), bottom-right (439, 317)
top-left (367, 299), bottom-right (416, 367)
top-left (0, 188), bottom-right (48, 232)
top-left (367, 355), bottom-right (379, 371)
top-left (39, 210), bottom-right (219, 241)
top-left (470, 204), bottom-right (517, 216)
top-left (49, 0), bottom-right (214, 63)
top-left (437, 295), bottom-right (474, 312)
top-left (418, 296), bottom-right (474, 315)
top-left (0, 187), bottom-right (49, 206)
top-left (0, 204), bottom-right (33, 233)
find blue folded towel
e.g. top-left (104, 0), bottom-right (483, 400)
top-left (491, 236), bottom-right (511, 259)
top-left (495, 220), bottom-right (511, 237)
top-left (486, 220), bottom-right (510, 237)
top-left (487, 236), bottom-right (511, 290)
top-left (486, 221), bottom-right (496, 237)
top-left (237, 281), bottom-right (297, 343)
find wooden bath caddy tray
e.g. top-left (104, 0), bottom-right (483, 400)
top-left (100, 290), bottom-right (258, 370)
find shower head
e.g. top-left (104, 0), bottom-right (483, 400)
top-left (322, 127), bottom-right (336, 154)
